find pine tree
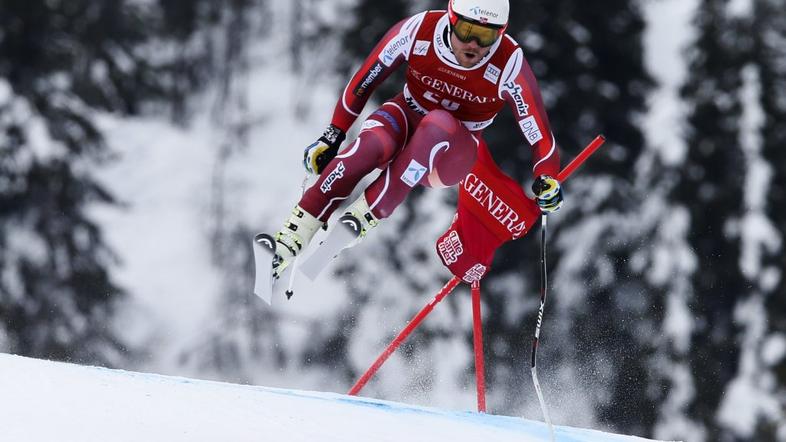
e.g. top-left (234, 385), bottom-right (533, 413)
top-left (673, 0), bottom-right (749, 438)
top-left (752, 0), bottom-right (786, 438)
top-left (0, 0), bottom-right (238, 365)
top-left (484, 1), bottom-right (665, 433)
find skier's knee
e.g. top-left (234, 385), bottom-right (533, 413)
top-left (356, 122), bottom-right (403, 165)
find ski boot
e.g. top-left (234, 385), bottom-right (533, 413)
top-left (252, 205), bottom-right (322, 303)
top-left (299, 195), bottom-right (380, 281)
top-left (340, 194), bottom-right (379, 247)
top-left (273, 205), bottom-right (323, 278)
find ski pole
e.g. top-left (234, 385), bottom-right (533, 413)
top-left (528, 135), bottom-right (605, 441)
top-left (348, 276), bottom-right (462, 395)
top-left (285, 174), bottom-right (310, 299)
top-left (471, 281), bottom-right (487, 412)
top-left (531, 214), bottom-right (555, 441)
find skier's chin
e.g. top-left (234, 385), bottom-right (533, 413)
top-left (458, 52), bottom-right (480, 67)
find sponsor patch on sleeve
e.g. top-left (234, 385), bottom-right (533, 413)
top-left (519, 116), bottom-right (544, 145)
top-left (379, 35), bottom-right (410, 67)
top-left (353, 62), bottom-right (384, 97)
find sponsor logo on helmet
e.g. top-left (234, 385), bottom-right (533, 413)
top-left (469, 6), bottom-right (500, 19)
top-left (321, 161), bottom-right (346, 193)
top-left (354, 62), bottom-right (384, 97)
top-left (518, 116), bottom-right (543, 145)
top-left (437, 230), bottom-right (464, 265)
top-left (400, 159), bottom-right (427, 187)
top-left (463, 173), bottom-right (527, 238)
top-left (504, 81), bottom-right (530, 117)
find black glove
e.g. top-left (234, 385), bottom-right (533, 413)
top-left (532, 175), bottom-right (564, 213)
top-left (303, 124), bottom-right (346, 174)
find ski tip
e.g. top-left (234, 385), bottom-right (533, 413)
top-left (285, 289), bottom-right (294, 299)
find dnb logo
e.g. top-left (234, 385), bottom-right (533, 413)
top-left (437, 230), bottom-right (464, 265)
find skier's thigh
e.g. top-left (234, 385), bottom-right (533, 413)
top-left (349, 103), bottom-right (409, 166)
top-left (412, 110), bottom-right (478, 188)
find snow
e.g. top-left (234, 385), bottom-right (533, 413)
top-left (717, 295), bottom-right (781, 436)
top-left (90, 50), bottom-right (348, 375)
top-left (762, 333), bottom-right (786, 367)
top-left (0, 353), bottom-right (671, 442)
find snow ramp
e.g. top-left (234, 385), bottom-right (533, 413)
top-left (0, 354), bottom-right (672, 442)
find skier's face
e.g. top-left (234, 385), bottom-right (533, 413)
top-left (450, 32), bottom-right (491, 67)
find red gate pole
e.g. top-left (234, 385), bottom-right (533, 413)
top-left (471, 280), bottom-right (487, 412)
top-left (348, 276), bottom-right (462, 396)
top-left (557, 135), bottom-right (606, 182)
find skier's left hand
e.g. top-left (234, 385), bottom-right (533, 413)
top-left (532, 175), bottom-right (564, 213)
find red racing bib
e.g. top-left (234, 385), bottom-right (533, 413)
top-left (435, 143), bottom-right (541, 283)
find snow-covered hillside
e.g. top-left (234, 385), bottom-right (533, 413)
top-left (0, 354), bottom-right (672, 442)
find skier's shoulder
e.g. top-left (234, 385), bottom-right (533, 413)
top-left (496, 34), bottom-right (541, 87)
top-left (403, 9), bottom-right (445, 34)
top-left (496, 33), bottom-right (523, 63)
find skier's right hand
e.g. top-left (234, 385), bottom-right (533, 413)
top-left (303, 124), bottom-right (346, 174)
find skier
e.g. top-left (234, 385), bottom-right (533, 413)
top-left (265, 0), bottom-right (564, 283)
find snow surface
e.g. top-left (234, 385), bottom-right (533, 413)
top-left (0, 354), bottom-right (671, 442)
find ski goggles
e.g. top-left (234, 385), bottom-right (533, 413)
top-left (449, 16), bottom-right (504, 48)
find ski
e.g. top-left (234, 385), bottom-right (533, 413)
top-left (298, 214), bottom-right (362, 281)
top-left (252, 233), bottom-right (277, 304)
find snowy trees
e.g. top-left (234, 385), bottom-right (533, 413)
top-left (0, 0), bottom-right (250, 364)
top-left (2, 1), bottom-right (784, 440)
top-left (675, 1), bottom-right (748, 439)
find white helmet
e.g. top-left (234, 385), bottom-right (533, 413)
top-left (448, 0), bottom-right (509, 28)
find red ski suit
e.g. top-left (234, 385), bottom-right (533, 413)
top-left (299, 10), bottom-right (560, 247)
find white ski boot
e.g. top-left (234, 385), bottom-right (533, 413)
top-left (252, 205), bottom-right (322, 303)
top-left (273, 205), bottom-right (323, 277)
top-left (299, 195), bottom-right (380, 281)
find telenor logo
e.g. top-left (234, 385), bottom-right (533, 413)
top-left (400, 159), bottom-right (427, 187)
top-left (470, 6), bottom-right (499, 18)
